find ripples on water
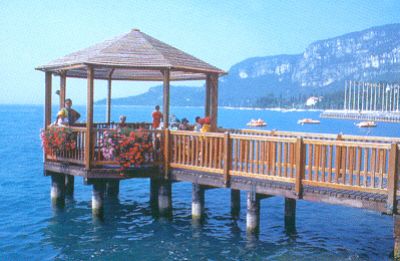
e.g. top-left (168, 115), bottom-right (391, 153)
top-left (0, 105), bottom-right (396, 260)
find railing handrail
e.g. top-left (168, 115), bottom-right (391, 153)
top-left (219, 128), bottom-right (400, 143)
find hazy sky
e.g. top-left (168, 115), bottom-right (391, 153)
top-left (1, 0), bottom-right (399, 104)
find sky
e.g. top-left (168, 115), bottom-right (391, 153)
top-left (0, 0), bottom-right (399, 105)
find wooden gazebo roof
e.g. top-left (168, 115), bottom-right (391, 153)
top-left (36, 29), bottom-right (225, 81)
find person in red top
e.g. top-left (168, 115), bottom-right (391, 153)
top-left (152, 105), bottom-right (163, 129)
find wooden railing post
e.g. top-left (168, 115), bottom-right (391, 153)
top-left (387, 143), bottom-right (398, 214)
top-left (295, 138), bottom-right (305, 199)
top-left (164, 129), bottom-right (171, 179)
top-left (223, 132), bottom-right (231, 186)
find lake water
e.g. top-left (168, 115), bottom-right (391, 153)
top-left (0, 104), bottom-right (398, 260)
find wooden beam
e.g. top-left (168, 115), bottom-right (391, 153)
top-left (85, 66), bottom-right (94, 170)
top-left (45, 72), bottom-right (52, 129)
top-left (205, 74), bottom-right (211, 116)
top-left (59, 72), bottom-right (66, 109)
top-left (387, 143), bottom-right (398, 214)
top-left (162, 69), bottom-right (170, 128)
top-left (210, 74), bottom-right (219, 131)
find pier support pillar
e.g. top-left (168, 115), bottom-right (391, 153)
top-left (231, 189), bottom-right (240, 218)
top-left (150, 178), bottom-right (159, 211)
top-left (51, 173), bottom-right (65, 207)
top-left (92, 180), bottom-right (106, 217)
top-left (192, 183), bottom-right (205, 220)
top-left (65, 175), bottom-right (74, 197)
top-left (158, 180), bottom-right (172, 217)
top-left (106, 180), bottom-right (120, 197)
top-left (284, 198), bottom-right (296, 233)
top-left (246, 192), bottom-right (260, 234)
top-left (394, 215), bottom-right (400, 259)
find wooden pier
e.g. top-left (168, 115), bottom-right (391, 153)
top-left (36, 29), bottom-right (400, 257)
top-left (43, 125), bottom-right (400, 255)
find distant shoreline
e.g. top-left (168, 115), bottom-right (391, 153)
top-left (0, 103), bottom-right (324, 112)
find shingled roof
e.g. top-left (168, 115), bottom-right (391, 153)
top-left (36, 29), bottom-right (226, 81)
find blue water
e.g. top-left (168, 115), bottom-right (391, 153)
top-left (0, 104), bottom-right (398, 260)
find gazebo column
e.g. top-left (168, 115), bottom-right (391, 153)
top-left (44, 72), bottom-right (52, 129)
top-left (85, 66), bottom-right (94, 170)
top-left (162, 69), bottom-right (170, 128)
top-left (59, 72), bottom-right (66, 109)
top-left (209, 74), bottom-right (219, 131)
top-left (205, 74), bottom-right (211, 117)
top-left (106, 69), bottom-right (114, 124)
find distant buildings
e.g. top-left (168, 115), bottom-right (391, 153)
top-left (305, 96), bottom-right (321, 107)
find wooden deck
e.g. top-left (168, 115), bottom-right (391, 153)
top-left (44, 125), bottom-right (400, 215)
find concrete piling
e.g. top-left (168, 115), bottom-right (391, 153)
top-left (246, 192), bottom-right (260, 234)
top-left (106, 179), bottom-right (120, 197)
top-left (231, 189), bottom-right (240, 218)
top-left (192, 183), bottom-right (205, 220)
top-left (51, 173), bottom-right (65, 207)
top-left (65, 175), bottom-right (74, 197)
top-left (92, 180), bottom-right (106, 217)
top-left (284, 198), bottom-right (296, 233)
top-left (158, 180), bottom-right (172, 217)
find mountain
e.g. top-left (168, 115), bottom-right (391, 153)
top-left (98, 85), bottom-right (204, 106)
top-left (97, 23), bottom-right (400, 108)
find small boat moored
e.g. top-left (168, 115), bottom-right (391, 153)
top-left (246, 118), bottom-right (267, 127)
top-left (355, 121), bottom-right (377, 128)
top-left (297, 118), bottom-right (320, 125)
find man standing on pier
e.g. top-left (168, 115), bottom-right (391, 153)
top-left (64, 98), bottom-right (80, 125)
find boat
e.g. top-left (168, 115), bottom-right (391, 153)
top-left (297, 118), bottom-right (320, 125)
top-left (355, 121), bottom-right (377, 128)
top-left (246, 118), bottom-right (267, 127)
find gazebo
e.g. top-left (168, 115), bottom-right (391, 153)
top-left (37, 28), bottom-right (226, 170)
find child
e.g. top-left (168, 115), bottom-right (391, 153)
top-left (54, 109), bottom-right (68, 126)
top-left (152, 105), bottom-right (163, 129)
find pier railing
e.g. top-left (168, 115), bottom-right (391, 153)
top-left (46, 126), bottom-right (87, 165)
top-left (92, 128), bottom-right (164, 166)
top-left (45, 125), bottom-right (400, 211)
top-left (45, 123), bottom-right (163, 167)
top-left (166, 130), bottom-right (399, 212)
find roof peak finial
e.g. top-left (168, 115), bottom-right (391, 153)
top-left (132, 28), bottom-right (140, 32)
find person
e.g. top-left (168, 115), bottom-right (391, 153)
top-left (115, 115), bottom-right (129, 134)
top-left (194, 116), bottom-right (203, 132)
top-left (200, 116), bottom-right (211, 133)
top-left (170, 118), bottom-right (180, 130)
top-left (53, 109), bottom-right (68, 126)
top-left (63, 98), bottom-right (81, 125)
top-left (178, 118), bottom-right (191, 130)
top-left (118, 115), bottom-right (127, 128)
top-left (152, 105), bottom-right (163, 129)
